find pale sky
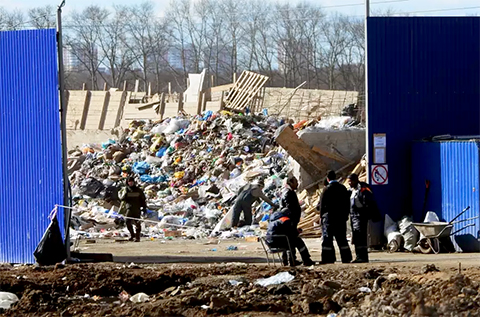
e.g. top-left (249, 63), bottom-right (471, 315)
top-left (0, 0), bottom-right (480, 17)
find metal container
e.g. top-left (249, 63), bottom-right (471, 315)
top-left (412, 140), bottom-right (480, 251)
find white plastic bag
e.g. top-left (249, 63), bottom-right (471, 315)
top-left (424, 211), bottom-right (440, 223)
top-left (129, 292), bottom-right (150, 303)
top-left (384, 215), bottom-right (403, 252)
top-left (0, 292), bottom-right (19, 309)
top-left (159, 216), bottom-right (183, 228)
top-left (255, 272), bottom-right (295, 287)
top-left (398, 216), bottom-right (419, 251)
top-left (212, 207), bottom-right (234, 233)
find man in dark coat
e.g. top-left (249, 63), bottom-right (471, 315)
top-left (318, 171), bottom-right (352, 264)
top-left (119, 176), bottom-right (147, 242)
top-left (232, 180), bottom-right (277, 227)
top-left (347, 173), bottom-right (380, 263)
top-left (280, 176), bottom-right (301, 227)
top-left (266, 208), bottom-right (314, 267)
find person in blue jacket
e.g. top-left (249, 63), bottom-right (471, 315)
top-left (266, 208), bottom-right (314, 267)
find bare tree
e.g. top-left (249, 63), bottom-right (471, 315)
top-left (0, 8), bottom-right (25, 30)
top-left (28, 5), bottom-right (56, 29)
top-left (123, 2), bottom-right (159, 92)
top-left (65, 6), bottom-right (108, 90)
top-left (96, 5), bottom-right (135, 89)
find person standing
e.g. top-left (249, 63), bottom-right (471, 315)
top-left (318, 171), bottom-right (352, 264)
top-left (232, 180), bottom-right (277, 227)
top-left (347, 173), bottom-right (380, 263)
top-left (279, 176), bottom-right (302, 264)
top-left (119, 176), bottom-right (147, 242)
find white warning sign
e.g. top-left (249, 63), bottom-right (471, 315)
top-left (371, 165), bottom-right (388, 185)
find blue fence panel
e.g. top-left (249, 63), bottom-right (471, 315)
top-left (440, 142), bottom-right (480, 239)
top-left (0, 29), bottom-right (63, 263)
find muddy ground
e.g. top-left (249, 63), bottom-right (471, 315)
top-left (0, 262), bottom-right (480, 317)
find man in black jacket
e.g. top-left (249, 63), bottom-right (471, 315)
top-left (347, 173), bottom-right (379, 263)
top-left (280, 176), bottom-right (301, 227)
top-left (119, 176), bottom-right (147, 242)
top-left (266, 208), bottom-right (314, 267)
top-left (318, 171), bottom-right (352, 264)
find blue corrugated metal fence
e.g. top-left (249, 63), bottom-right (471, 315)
top-left (368, 17), bottom-right (480, 222)
top-left (0, 29), bottom-right (63, 263)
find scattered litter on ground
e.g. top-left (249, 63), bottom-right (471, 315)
top-left (0, 292), bottom-right (19, 310)
top-left (255, 272), bottom-right (295, 287)
top-left (129, 292), bottom-right (150, 303)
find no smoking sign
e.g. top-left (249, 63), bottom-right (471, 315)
top-left (371, 165), bottom-right (388, 185)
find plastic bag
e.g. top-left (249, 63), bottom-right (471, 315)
top-left (159, 216), bottom-right (183, 228)
top-left (140, 174), bottom-right (167, 184)
top-left (424, 211), bottom-right (440, 223)
top-left (0, 292), bottom-right (19, 310)
top-left (384, 215), bottom-right (403, 252)
top-left (212, 207), bottom-right (235, 233)
top-left (33, 216), bottom-right (67, 266)
top-left (151, 124), bottom-right (167, 134)
top-left (78, 177), bottom-right (105, 198)
top-left (398, 216), bottom-right (419, 251)
top-left (132, 162), bottom-right (150, 175)
top-left (255, 272), bottom-right (295, 287)
top-left (130, 292), bottom-right (150, 303)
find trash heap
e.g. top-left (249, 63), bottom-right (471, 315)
top-left (68, 111), bottom-right (300, 241)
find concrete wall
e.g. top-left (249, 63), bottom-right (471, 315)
top-left (67, 130), bottom-right (119, 150)
top-left (211, 87), bottom-right (358, 119)
top-left (292, 129), bottom-right (366, 188)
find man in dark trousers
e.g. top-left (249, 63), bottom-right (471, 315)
top-left (119, 176), bottom-right (147, 242)
top-left (347, 173), bottom-right (380, 263)
top-left (266, 208), bottom-right (314, 267)
top-left (232, 180), bottom-right (278, 227)
top-left (279, 175), bottom-right (302, 264)
top-left (318, 170), bottom-right (352, 264)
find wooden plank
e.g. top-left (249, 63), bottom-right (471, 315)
top-left (274, 125), bottom-right (327, 181)
top-left (135, 100), bottom-right (161, 110)
top-left (311, 146), bottom-right (350, 163)
top-left (229, 72), bottom-right (264, 109)
top-left (228, 72), bottom-right (260, 109)
top-left (98, 91), bottom-right (111, 130)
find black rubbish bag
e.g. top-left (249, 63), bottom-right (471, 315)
top-left (33, 216), bottom-right (67, 266)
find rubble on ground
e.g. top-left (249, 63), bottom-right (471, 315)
top-left (67, 110), bottom-right (362, 242)
top-left (1, 263), bottom-right (479, 316)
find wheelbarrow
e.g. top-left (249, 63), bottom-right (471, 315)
top-left (412, 206), bottom-right (478, 254)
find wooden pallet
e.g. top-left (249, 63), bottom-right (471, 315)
top-left (224, 71), bottom-right (269, 112)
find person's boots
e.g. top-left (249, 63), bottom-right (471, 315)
top-left (288, 251), bottom-right (302, 267)
top-left (352, 246), bottom-right (369, 263)
top-left (300, 249), bottom-right (315, 266)
top-left (282, 252), bottom-right (289, 266)
top-left (340, 246), bottom-right (353, 264)
top-left (135, 229), bottom-right (141, 242)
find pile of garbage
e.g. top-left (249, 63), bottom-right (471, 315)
top-left (68, 111), bottom-right (296, 241)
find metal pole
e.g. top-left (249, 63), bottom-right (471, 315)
top-left (57, 0), bottom-right (71, 262)
top-left (365, 0), bottom-right (370, 183)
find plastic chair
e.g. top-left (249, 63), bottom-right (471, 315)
top-left (259, 235), bottom-right (294, 266)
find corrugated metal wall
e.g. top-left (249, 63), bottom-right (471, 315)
top-left (440, 142), bottom-right (480, 238)
top-left (0, 29), bottom-right (63, 263)
top-left (411, 141), bottom-right (442, 221)
top-left (368, 17), bottom-right (480, 221)
top-left (412, 141), bottom-right (480, 251)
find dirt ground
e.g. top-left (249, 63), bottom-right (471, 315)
top-left (76, 237), bottom-right (480, 267)
top-left (1, 261), bottom-right (480, 316)
top-left (0, 238), bottom-right (478, 316)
